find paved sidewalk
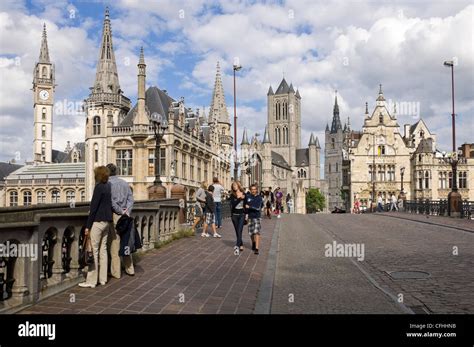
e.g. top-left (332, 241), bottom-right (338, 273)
top-left (378, 212), bottom-right (474, 232)
top-left (20, 217), bottom-right (276, 314)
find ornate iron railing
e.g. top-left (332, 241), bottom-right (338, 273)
top-left (400, 199), bottom-right (473, 219)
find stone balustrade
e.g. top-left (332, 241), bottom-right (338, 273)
top-left (0, 199), bottom-right (181, 313)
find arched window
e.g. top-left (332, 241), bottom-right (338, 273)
top-left (41, 142), bottom-right (46, 156)
top-left (94, 143), bottom-right (99, 163)
top-left (23, 191), bottom-right (32, 206)
top-left (275, 103), bottom-right (278, 120)
top-left (65, 190), bottom-right (75, 203)
top-left (51, 190), bottom-right (60, 203)
top-left (42, 66), bottom-right (47, 78)
top-left (41, 125), bottom-right (46, 138)
top-left (331, 138), bottom-right (335, 149)
top-left (336, 163), bottom-right (338, 172)
top-left (80, 190), bottom-right (86, 202)
top-left (42, 107), bottom-right (46, 120)
top-left (93, 116), bottom-right (101, 135)
top-left (9, 191), bottom-right (18, 206)
top-left (36, 190), bottom-right (46, 204)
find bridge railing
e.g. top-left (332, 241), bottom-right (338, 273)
top-left (0, 199), bottom-right (180, 313)
top-left (392, 199), bottom-right (474, 219)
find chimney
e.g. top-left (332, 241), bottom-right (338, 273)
top-left (404, 124), bottom-right (410, 139)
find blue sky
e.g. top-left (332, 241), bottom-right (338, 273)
top-left (0, 0), bottom-right (473, 166)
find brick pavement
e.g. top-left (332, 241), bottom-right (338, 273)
top-left (20, 217), bottom-right (276, 314)
top-left (314, 214), bottom-right (474, 314)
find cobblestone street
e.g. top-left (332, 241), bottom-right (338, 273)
top-left (272, 213), bottom-right (474, 314)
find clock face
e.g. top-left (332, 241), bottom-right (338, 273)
top-left (39, 90), bottom-right (49, 101)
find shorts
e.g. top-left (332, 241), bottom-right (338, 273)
top-left (205, 212), bottom-right (215, 225)
top-left (194, 203), bottom-right (203, 217)
top-left (248, 218), bottom-right (261, 235)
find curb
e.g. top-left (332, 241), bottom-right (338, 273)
top-left (377, 213), bottom-right (474, 233)
top-left (254, 217), bottom-right (281, 314)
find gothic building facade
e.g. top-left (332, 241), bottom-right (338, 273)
top-left (240, 78), bottom-right (322, 213)
top-left (324, 85), bottom-right (474, 212)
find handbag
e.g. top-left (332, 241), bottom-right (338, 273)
top-left (79, 234), bottom-right (94, 268)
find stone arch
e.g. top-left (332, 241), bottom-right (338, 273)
top-left (61, 226), bottom-right (76, 274)
top-left (41, 227), bottom-right (58, 280)
top-left (0, 239), bottom-right (19, 301)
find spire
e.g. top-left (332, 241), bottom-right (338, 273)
top-left (139, 46), bottom-right (145, 65)
top-left (315, 136), bottom-right (321, 148)
top-left (365, 101), bottom-right (369, 115)
top-left (267, 85), bottom-right (274, 96)
top-left (39, 23), bottom-right (50, 63)
top-left (330, 90), bottom-right (342, 133)
top-left (208, 61), bottom-right (230, 124)
top-left (92, 6), bottom-right (121, 95)
top-left (241, 128), bottom-right (249, 145)
top-left (275, 78), bottom-right (290, 94)
top-left (295, 89), bottom-right (301, 99)
top-left (376, 83), bottom-right (385, 102)
top-left (325, 123), bottom-right (329, 132)
top-left (346, 116), bottom-right (351, 131)
top-left (309, 133), bottom-right (316, 146)
top-left (262, 125), bottom-right (271, 143)
top-left (289, 83), bottom-right (295, 93)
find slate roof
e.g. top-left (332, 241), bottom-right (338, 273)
top-left (51, 150), bottom-right (68, 163)
top-left (5, 162), bottom-right (85, 179)
top-left (275, 78), bottom-right (291, 94)
top-left (0, 162), bottom-right (23, 181)
top-left (295, 148), bottom-right (309, 167)
top-left (271, 151), bottom-right (291, 170)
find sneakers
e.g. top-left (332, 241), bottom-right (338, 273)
top-left (240, 246), bottom-right (244, 252)
top-left (254, 249), bottom-right (259, 255)
top-left (78, 282), bottom-right (96, 288)
top-left (201, 233), bottom-right (210, 238)
top-left (213, 233), bottom-right (222, 238)
top-left (233, 246), bottom-right (240, 256)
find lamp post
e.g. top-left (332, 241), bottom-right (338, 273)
top-left (233, 63), bottom-right (242, 181)
top-left (398, 166), bottom-right (406, 209)
top-left (148, 112), bottom-right (168, 199)
top-left (443, 60), bottom-right (462, 217)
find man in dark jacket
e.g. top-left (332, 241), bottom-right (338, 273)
top-left (201, 185), bottom-right (221, 238)
top-left (245, 184), bottom-right (264, 255)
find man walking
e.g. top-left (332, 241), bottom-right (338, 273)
top-left (377, 192), bottom-right (384, 212)
top-left (201, 185), bottom-right (221, 238)
top-left (212, 177), bottom-right (225, 229)
top-left (245, 184), bottom-right (264, 255)
top-left (106, 163), bottom-right (135, 278)
top-left (390, 193), bottom-right (398, 211)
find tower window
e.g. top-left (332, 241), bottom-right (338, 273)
top-left (41, 142), bottom-right (46, 156)
top-left (42, 66), bottom-right (47, 78)
top-left (41, 125), bottom-right (46, 138)
top-left (42, 107), bottom-right (46, 120)
top-left (93, 116), bottom-right (101, 135)
top-left (331, 138), bottom-right (335, 149)
top-left (94, 143), bottom-right (99, 163)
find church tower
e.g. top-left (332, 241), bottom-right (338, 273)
top-left (267, 78), bottom-right (301, 167)
top-left (33, 24), bottom-right (55, 163)
top-left (84, 7), bottom-right (131, 199)
top-left (325, 91), bottom-right (345, 210)
top-left (208, 62), bottom-right (232, 151)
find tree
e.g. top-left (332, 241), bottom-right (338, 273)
top-left (306, 188), bottom-right (326, 213)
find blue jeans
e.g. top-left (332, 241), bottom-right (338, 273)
top-left (377, 203), bottom-right (383, 212)
top-left (231, 213), bottom-right (245, 247)
top-left (215, 202), bottom-right (222, 227)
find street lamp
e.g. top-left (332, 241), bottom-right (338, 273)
top-left (150, 112), bottom-right (168, 186)
top-left (443, 60), bottom-right (462, 217)
top-left (233, 63), bottom-right (242, 181)
top-left (398, 166), bottom-right (406, 206)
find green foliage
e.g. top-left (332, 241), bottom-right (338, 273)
top-left (306, 188), bottom-right (326, 213)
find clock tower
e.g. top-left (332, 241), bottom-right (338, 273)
top-left (33, 24), bottom-right (55, 163)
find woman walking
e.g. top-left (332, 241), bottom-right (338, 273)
top-left (230, 181), bottom-right (246, 255)
top-left (191, 181), bottom-right (207, 234)
top-left (79, 166), bottom-right (113, 288)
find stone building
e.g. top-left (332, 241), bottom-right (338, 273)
top-left (326, 85), bottom-right (474, 211)
top-left (240, 78), bottom-right (322, 213)
top-left (83, 8), bottom-right (231, 200)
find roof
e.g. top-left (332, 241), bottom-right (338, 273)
top-left (121, 86), bottom-right (175, 126)
top-left (271, 151), bottom-right (292, 170)
top-left (52, 149), bottom-right (68, 163)
top-left (275, 78), bottom-right (291, 94)
top-left (61, 142), bottom-right (86, 163)
top-left (0, 162), bottom-right (23, 181)
top-left (415, 137), bottom-right (434, 154)
top-left (5, 162), bottom-right (85, 180)
top-left (295, 148), bottom-right (309, 167)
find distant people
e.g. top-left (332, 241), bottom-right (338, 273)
top-left (192, 181), bottom-right (207, 234)
top-left (230, 181), bottom-right (246, 255)
top-left (245, 184), bottom-right (264, 255)
top-left (275, 187), bottom-right (283, 218)
top-left (269, 186), bottom-right (274, 210)
top-left (201, 185), bottom-right (221, 238)
top-left (377, 193), bottom-right (383, 212)
top-left (264, 190), bottom-right (272, 219)
top-left (106, 163), bottom-right (135, 278)
top-left (212, 177), bottom-right (225, 229)
top-left (390, 193), bottom-right (398, 211)
top-left (287, 197), bottom-right (294, 213)
top-left (79, 166), bottom-right (113, 288)
top-left (353, 198), bottom-right (361, 214)
top-left (285, 193), bottom-right (291, 213)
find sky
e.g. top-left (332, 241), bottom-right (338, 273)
top-left (0, 0), bottom-right (473, 171)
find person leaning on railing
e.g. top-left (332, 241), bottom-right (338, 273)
top-left (79, 166), bottom-right (113, 289)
